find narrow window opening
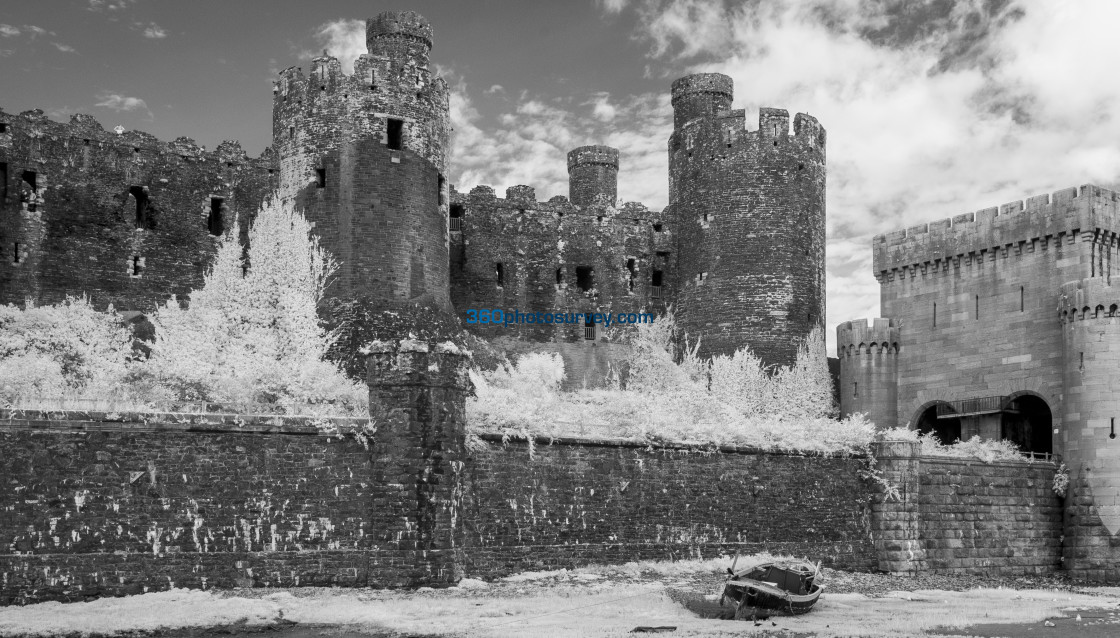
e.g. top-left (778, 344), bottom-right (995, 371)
top-left (933, 302), bottom-right (937, 327)
top-left (0, 162), bottom-right (7, 203)
top-left (853, 382), bottom-right (859, 397)
top-left (129, 186), bottom-right (149, 229)
top-left (83, 138), bottom-right (90, 146)
top-left (315, 168), bottom-right (326, 188)
top-left (0, 123), bottom-right (8, 133)
top-left (975, 295), bottom-right (979, 320)
top-left (626, 258), bottom-right (636, 292)
top-left (495, 262), bottom-right (504, 287)
top-left (387, 118), bottom-right (404, 150)
top-left (653, 222), bottom-right (663, 232)
top-left (131, 255), bottom-right (143, 276)
top-left (132, 147), bottom-right (140, 161)
top-left (584, 315), bottom-right (596, 341)
top-left (12, 242), bottom-right (20, 264)
top-left (21, 170), bottom-right (37, 195)
top-left (208, 197), bottom-right (225, 236)
top-left (1080, 352), bottom-right (1084, 373)
top-left (596, 216), bottom-right (604, 224)
top-left (449, 203), bottom-right (463, 232)
top-left (555, 267), bottom-right (564, 285)
top-left (289, 126), bottom-right (295, 138)
top-left (650, 269), bottom-right (663, 299)
top-left (576, 266), bottom-right (594, 292)
top-left (1020, 286), bottom-right (1024, 312)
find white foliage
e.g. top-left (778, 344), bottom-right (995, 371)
top-left (0, 296), bottom-right (133, 404)
top-left (141, 197), bottom-right (367, 414)
top-left (469, 312), bottom-right (869, 455)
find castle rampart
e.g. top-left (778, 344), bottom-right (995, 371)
top-left (0, 107), bottom-right (275, 312)
top-left (449, 173), bottom-right (666, 354)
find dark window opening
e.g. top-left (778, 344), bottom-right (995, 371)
top-left (289, 126), bottom-right (295, 138)
top-left (653, 222), bottom-right (663, 232)
top-left (1020, 286), bottom-right (1024, 312)
top-left (0, 162), bottom-right (7, 203)
top-left (798, 163), bottom-right (805, 170)
top-left (12, 242), bottom-right (20, 264)
top-left (651, 270), bottom-right (663, 287)
top-left (596, 216), bottom-right (603, 224)
top-left (933, 302), bottom-right (937, 327)
top-left (208, 197), bottom-right (225, 236)
top-left (449, 203), bottom-right (463, 232)
top-left (556, 267), bottom-right (564, 285)
top-left (656, 251), bottom-right (670, 259)
top-left (387, 118), bottom-right (403, 150)
top-left (975, 295), bottom-right (979, 320)
top-left (315, 168), bottom-right (326, 188)
top-left (437, 174), bottom-right (446, 205)
top-left (853, 382), bottom-right (858, 397)
top-left (21, 170), bottom-right (37, 195)
top-left (495, 262), bottom-right (504, 287)
top-left (130, 186), bottom-right (150, 229)
top-left (83, 138), bottom-right (90, 146)
top-left (626, 258), bottom-right (636, 292)
top-left (0, 123), bottom-right (7, 133)
top-left (131, 255), bottom-right (142, 276)
top-left (576, 266), bottom-right (594, 292)
top-left (651, 269), bottom-right (663, 299)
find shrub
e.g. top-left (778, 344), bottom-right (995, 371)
top-left (0, 296), bottom-right (134, 405)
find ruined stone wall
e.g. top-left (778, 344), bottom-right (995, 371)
top-left (464, 435), bottom-right (878, 576)
top-left (0, 108), bottom-right (274, 312)
top-left (872, 185), bottom-right (1120, 430)
top-left (667, 74), bottom-right (826, 367)
top-left (272, 11), bottom-right (451, 309)
top-left (449, 185), bottom-right (668, 344)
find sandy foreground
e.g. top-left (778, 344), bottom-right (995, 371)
top-left (2, 558), bottom-right (1119, 638)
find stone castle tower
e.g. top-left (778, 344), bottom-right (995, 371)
top-left (666, 73), bottom-right (826, 367)
top-left (273, 11), bottom-right (452, 308)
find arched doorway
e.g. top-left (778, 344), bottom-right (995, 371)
top-left (1001, 394), bottom-right (1053, 456)
top-left (914, 402), bottom-right (961, 445)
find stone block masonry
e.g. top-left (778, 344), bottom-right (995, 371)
top-left (871, 441), bottom-right (1062, 577)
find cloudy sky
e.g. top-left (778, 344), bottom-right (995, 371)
top-left (3, 0), bottom-right (1120, 353)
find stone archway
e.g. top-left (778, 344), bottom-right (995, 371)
top-left (1001, 392), bottom-right (1053, 456)
top-left (912, 401), bottom-right (962, 445)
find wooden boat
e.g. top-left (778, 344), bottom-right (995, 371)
top-left (720, 558), bottom-right (823, 619)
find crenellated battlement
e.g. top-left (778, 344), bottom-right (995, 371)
top-left (836, 318), bottom-right (900, 357)
top-left (873, 184), bottom-right (1120, 278)
top-left (1058, 278), bottom-right (1120, 323)
top-left (455, 184), bottom-right (661, 222)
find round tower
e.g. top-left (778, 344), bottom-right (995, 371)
top-left (1058, 279), bottom-right (1120, 580)
top-left (273, 10), bottom-right (451, 309)
top-left (836, 318), bottom-right (899, 429)
top-left (567, 145), bottom-right (619, 207)
top-left (670, 74), bottom-right (733, 128)
top-left (667, 73), bottom-right (827, 368)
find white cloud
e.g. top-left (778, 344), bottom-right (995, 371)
top-left (22, 25), bottom-right (48, 39)
top-left (485, 84), bottom-right (506, 95)
top-left (304, 19), bottom-right (366, 74)
top-left (51, 42), bottom-right (76, 53)
top-left (598, 0), bottom-right (1120, 352)
top-left (88, 0), bottom-right (134, 11)
top-left (0, 24), bottom-right (19, 38)
top-left (142, 23), bottom-right (167, 39)
top-left (95, 92), bottom-right (150, 114)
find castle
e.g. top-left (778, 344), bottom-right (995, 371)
top-left (837, 184), bottom-right (1120, 577)
top-left (0, 11), bottom-right (826, 382)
